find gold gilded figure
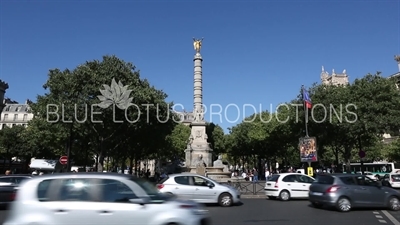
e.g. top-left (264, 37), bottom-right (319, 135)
top-left (193, 37), bottom-right (204, 53)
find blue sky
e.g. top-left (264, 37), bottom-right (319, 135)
top-left (1, 0), bottom-right (399, 132)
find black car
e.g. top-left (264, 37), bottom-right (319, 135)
top-left (0, 175), bottom-right (32, 207)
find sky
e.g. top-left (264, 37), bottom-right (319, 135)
top-left (1, 0), bottom-right (399, 132)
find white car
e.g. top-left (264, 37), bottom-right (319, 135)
top-left (157, 173), bottom-right (241, 207)
top-left (382, 173), bottom-right (400, 188)
top-left (3, 173), bottom-right (210, 225)
top-left (355, 171), bottom-right (377, 180)
top-left (265, 173), bottom-right (315, 201)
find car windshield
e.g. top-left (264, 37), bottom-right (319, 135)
top-left (131, 178), bottom-right (171, 202)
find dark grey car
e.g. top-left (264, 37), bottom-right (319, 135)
top-left (309, 173), bottom-right (400, 212)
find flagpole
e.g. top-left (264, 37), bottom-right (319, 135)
top-left (301, 85), bottom-right (309, 137)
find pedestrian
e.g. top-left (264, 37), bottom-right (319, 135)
top-left (253, 168), bottom-right (258, 182)
top-left (5, 170), bottom-right (11, 175)
top-left (265, 169), bottom-right (270, 180)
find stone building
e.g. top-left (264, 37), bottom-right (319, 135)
top-left (320, 66), bottom-right (349, 85)
top-left (174, 111), bottom-right (195, 126)
top-left (0, 100), bottom-right (34, 130)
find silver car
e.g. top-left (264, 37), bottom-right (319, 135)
top-left (309, 173), bottom-right (400, 212)
top-left (3, 173), bottom-right (210, 225)
top-left (157, 173), bottom-right (241, 207)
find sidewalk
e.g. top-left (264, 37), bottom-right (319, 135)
top-left (241, 195), bottom-right (266, 199)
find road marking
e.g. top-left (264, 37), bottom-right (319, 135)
top-left (374, 211), bottom-right (380, 214)
top-left (376, 215), bottom-right (383, 218)
top-left (382, 210), bottom-right (400, 225)
top-left (379, 220), bottom-right (387, 223)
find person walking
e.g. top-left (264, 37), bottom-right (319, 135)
top-left (253, 168), bottom-right (258, 182)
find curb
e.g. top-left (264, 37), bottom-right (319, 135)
top-left (241, 195), bottom-right (266, 199)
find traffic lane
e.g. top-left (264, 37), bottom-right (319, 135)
top-left (208, 199), bottom-right (391, 225)
top-left (0, 201), bottom-right (394, 225)
top-left (385, 210), bottom-right (400, 224)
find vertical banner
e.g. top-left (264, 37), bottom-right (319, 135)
top-left (299, 137), bottom-right (318, 162)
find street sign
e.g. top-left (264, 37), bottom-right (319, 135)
top-left (307, 167), bottom-right (313, 177)
top-left (358, 150), bottom-right (366, 158)
top-left (59, 156), bottom-right (68, 165)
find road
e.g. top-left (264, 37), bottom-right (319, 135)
top-left (0, 199), bottom-right (399, 225)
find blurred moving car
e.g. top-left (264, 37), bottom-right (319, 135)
top-left (264, 173), bottom-right (315, 201)
top-left (3, 173), bottom-right (210, 225)
top-left (157, 173), bottom-right (240, 207)
top-left (309, 173), bottom-right (400, 212)
top-left (0, 175), bottom-right (32, 207)
top-left (382, 173), bottom-right (400, 188)
top-left (355, 171), bottom-right (377, 180)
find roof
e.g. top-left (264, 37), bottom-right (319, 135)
top-left (28, 172), bottom-right (135, 180)
top-left (29, 159), bottom-right (60, 170)
top-left (2, 104), bottom-right (31, 113)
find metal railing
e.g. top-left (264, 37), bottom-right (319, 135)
top-left (221, 180), bottom-right (265, 195)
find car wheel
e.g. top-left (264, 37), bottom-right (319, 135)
top-left (279, 190), bottom-right (290, 201)
top-left (388, 196), bottom-right (400, 211)
top-left (336, 197), bottom-right (351, 212)
top-left (311, 202), bottom-right (323, 208)
top-left (218, 193), bottom-right (233, 207)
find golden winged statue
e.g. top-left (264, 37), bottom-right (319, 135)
top-left (193, 37), bottom-right (204, 53)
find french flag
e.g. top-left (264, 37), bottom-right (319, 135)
top-left (303, 88), bottom-right (312, 109)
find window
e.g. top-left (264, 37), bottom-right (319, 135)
top-left (0, 177), bottom-right (13, 183)
top-left (102, 179), bottom-right (138, 203)
top-left (16, 106), bottom-right (22, 112)
top-left (297, 175), bottom-right (314, 183)
top-left (355, 176), bottom-right (375, 186)
top-left (23, 114), bottom-right (28, 121)
top-left (267, 175), bottom-right (280, 182)
top-left (315, 175), bottom-right (334, 184)
top-left (340, 176), bottom-right (356, 185)
top-left (392, 175), bottom-right (400, 181)
top-left (59, 179), bottom-right (92, 201)
top-left (13, 114), bottom-right (18, 121)
top-left (4, 106), bottom-right (10, 111)
top-left (37, 179), bottom-right (52, 201)
top-left (3, 114), bottom-right (8, 121)
top-left (193, 176), bottom-right (211, 187)
top-left (282, 175), bottom-right (298, 182)
top-left (174, 176), bottom-right (190, 185)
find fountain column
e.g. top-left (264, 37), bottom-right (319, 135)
top-left (184, 38), bottom-right (213, 168)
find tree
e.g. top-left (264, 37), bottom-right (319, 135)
top-left (206, 123), bottom-right (226, 155)
top-left (166, 123), bottom-right (191, 158)
top-left (31, 55), bottom-right (176, 171)
top-left (0, 126), bottom-right (28, 169)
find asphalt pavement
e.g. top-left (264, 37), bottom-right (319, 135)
top-left (0, 199), bottom-right (399, 225)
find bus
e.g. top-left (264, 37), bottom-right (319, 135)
top-left (343, 162), bottom-right (400, 175)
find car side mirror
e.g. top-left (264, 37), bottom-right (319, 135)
top-left (207, 183), bottom-right (214, 188)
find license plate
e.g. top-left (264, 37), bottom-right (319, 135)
top-left (311, 192), bottom-right (323, 196)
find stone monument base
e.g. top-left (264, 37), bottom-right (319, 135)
top-left (188, 167), bottom-right (231, 182)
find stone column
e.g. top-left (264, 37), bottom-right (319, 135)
top-left (193, 52), bottom-right (203, 114)
top-left (395, 55), bottom-right (400, 72)
top-left (0, 80), bottom-right (9, 112)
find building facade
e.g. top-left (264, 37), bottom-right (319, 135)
top-left (320, 66), bottom-right (349, 85)
top-left (0, 100), bottom-right (34, 130)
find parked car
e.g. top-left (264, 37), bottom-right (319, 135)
top-left (3, 173), bottom-right (210, 225)
top-left (264, 173), bottom-right (315, 201)
top-left (0, 175), bottom-right (32, 207)
top-left (309, 173), bottom-right (400, 212)
top-left (157, 173), bottom-right (240, 207)
top-left (382, 173), bottom-right (400, 188)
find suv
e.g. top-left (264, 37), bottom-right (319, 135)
top-left (3, 173), bottom-right (210, 225)
top-left (309, 173), bottom-right (400, 212)
top-left (157, 173), bottom-right (240, 207)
